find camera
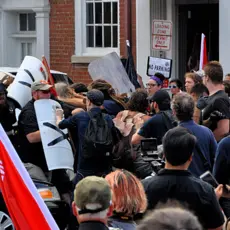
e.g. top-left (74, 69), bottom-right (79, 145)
top-left (141, 138), bottom-right (165, 173)
top-left (141, 138), bottom-right (157, 153)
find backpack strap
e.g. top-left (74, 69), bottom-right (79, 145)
top-left (87, 111), bottom-right (93, 119)
top-left (161, 111), bottom-right (176, 130)
top-left (88, 110), bottom-right (103, 119)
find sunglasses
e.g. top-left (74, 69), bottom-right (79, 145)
top-left (146, 83), bottom-right (157, 87)
top-left (169, 85), bottom-right (178, 89)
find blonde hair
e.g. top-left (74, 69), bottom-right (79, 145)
top-left (55, 82), bottom-right (75, 98)
top-left (184, 72), bottom-right (202, 85)
top-left (105, 169), bottom-right (147, 216)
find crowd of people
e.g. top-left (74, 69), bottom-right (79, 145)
top-left (1, 60), bottom-right (230, 229)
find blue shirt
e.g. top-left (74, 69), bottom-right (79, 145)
top-left (58, 107), bottom-right (114, 172)
top-left (213, 136), bottom-right (230, 184)
top-left (180, 120), bottom-right (217, 177)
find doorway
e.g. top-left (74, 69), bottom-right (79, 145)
top-left (178, 3), bottom-right (219, 80)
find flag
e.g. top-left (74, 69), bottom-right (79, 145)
top-left (0, 124), bottom-right (59, 230)
top-left (125, 40), bottom-right (140, 89)
top-left (42, 56), bottom-right (58, 97)
top-left (199, 33), bottom-right (208, 70)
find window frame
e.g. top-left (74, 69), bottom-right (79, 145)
top-left (18, 12), bottom-right (36, 32)
top-left (21, 42), bottom-right (33, 62)
top-left (74, 0), bottom-right (120, 57)
top-left (18, 38), bottom-right (36, 65)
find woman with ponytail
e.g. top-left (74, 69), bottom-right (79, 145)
top-left (88, 79), bottom-right (126, 117)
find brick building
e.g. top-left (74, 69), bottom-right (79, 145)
top-left (1, 0), bottom-right (230, 85)
top-left (0, 0), bottom-right (136, 84)
top-left (49, 0), bottom-right (137, 84)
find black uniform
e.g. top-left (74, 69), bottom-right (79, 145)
top-left (143, 169), bottom-right (225, 229)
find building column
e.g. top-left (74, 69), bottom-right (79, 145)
top-left (34, 8), bottom-right (50, 64)
top-left (136, 0), bottom-right (151, 85)
top-left (0, 11), bottom-right (3, 66)
top-left (166, 0), bottom-right (177, 79)
top-left (150, 0), bottom-right (166, 59)
top-left (219, 0), bottom-right (230, 75)
top-left (166, 0), bottom-right (173, 59)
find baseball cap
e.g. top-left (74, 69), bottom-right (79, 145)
top-left (31, 80), bottom-right (52, 92)
top-left (148, 90), bottom-right (170, 105)
top-left (74, 176), bottom-right (112, 215)
top-left (86, 89), bottom-right (104, 106)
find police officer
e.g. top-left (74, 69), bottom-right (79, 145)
top-left (18, 80), bottom-right (72, 201)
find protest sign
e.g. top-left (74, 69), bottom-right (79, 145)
top-left (88, 52), bottom-right (135, 95)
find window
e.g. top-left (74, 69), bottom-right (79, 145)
top-left (21, 42), bottom-right (33, 61)
top-left (86, 0), bottom-right (118, 48)
top-left (19, 13), bottom-right (36, 31)
top-left (74, 0), bottom-right (119, 57)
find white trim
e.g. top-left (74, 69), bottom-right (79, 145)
top-left (136, 0), bottom-right (151, 85)
top-left (11, 33), bottom-right (36, 38)
top-left (219, 0), bottom-right (230, 75)
top-left (74, 0), bottom-right (120, 58)
top-left (2, 7), bottom-right (50, 12)
top-left (166, 0), bottom-right (178, 79)
top-left (74, 0), bottom-right (83, 56)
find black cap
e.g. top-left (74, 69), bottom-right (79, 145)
top-left (148, 90), bottom-right (170, 105)
top-left (86, 89), bottom-right (104, 106)
top-left (0, 83), bottom-right (6, 93)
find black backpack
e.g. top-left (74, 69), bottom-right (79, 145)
top-left (82, 112), bottom-right (113, 159)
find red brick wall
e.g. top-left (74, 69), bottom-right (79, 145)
top-left (49, 0), bottom-right (136, 84)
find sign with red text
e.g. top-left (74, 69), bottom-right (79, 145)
top-left (152, 20), bottom-right (172, 51)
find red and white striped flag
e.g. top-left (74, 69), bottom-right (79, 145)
top-left (199, 33), bottom-right (208, 70)
top-left (42, 56), bottom-right (58, 97)
top-left (0, 124), bottom-right (59, 230)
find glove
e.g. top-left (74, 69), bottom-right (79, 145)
top-left (210, 111), bottom-right (227, 121)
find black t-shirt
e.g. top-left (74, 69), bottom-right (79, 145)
top-left (79, 221), bottom-right (109, 230)
top-left (142, 169), bottom-right (224, 229)
top-left (203, 90), bottom-right (230, 120)
top-left (18, 99), bottom-right (48, 172)
top-left (138, 110), bottom-right (175, 145)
